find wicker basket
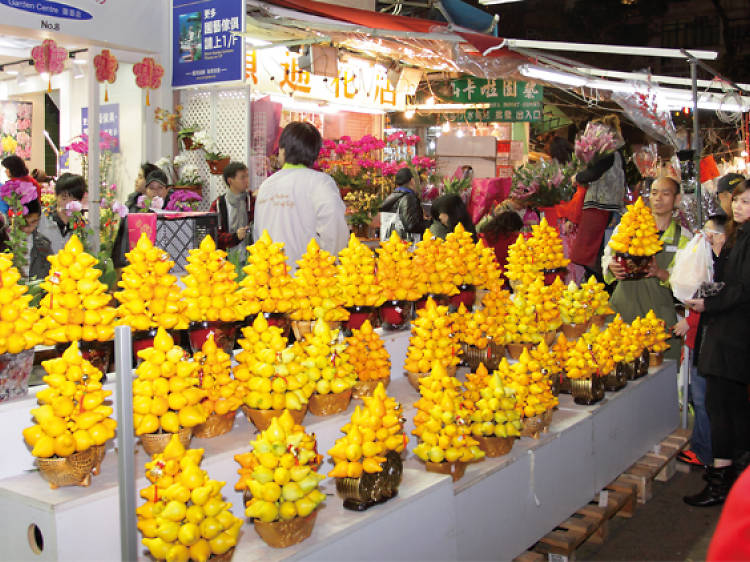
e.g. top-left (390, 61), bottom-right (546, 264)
top-left (91, 444), bottom-right (106, 476)
top-left (308, 389), bottom-right (352, 416)
top-left (461, 342), bottom-right (505, 372)
top-left (561, 323), bottom-right (587, 340)
top-left (140, 427), bottom-right (193, 456)
top-left (474, 435), bottom-right (514, 457)
top-left (352, 377), bottom-right (390, 399)
top-left (590, 314), bottom-right (609, 329)
top-left (254, 510), bottom-right (318, 548)
top-left (649, 351), bottom-right (664, 367)
top-left (193, 410), bottom-right (237, 439)
top-left (506, 342), bottom-right (534, 360)
top-left (210, 547), bottom-right (235, 561)
top-left (37, 447), bottom-right (99, 489)
top-left (425, 460), bottom-right (466, 482)
top-left (241, 406), bottom-right (307, 431)
top-left (571, 375), bottom-right (606, 405)
top-left (521, 415), bottom-right (547, 439)
top-left (604, 363), bottom-right (628, 392)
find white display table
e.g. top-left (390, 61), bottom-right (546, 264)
top-left (0, 328), bottom-right (678, 561)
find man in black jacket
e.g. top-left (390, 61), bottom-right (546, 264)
top-left (379, 168), bottom-right (425, 241)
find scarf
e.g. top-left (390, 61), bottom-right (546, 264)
top-left (225, 190), bottom-right (248, 234)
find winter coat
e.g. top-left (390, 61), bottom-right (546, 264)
top-left (576, 151), bottom-right (626, 213)
top-left (209, 193), bottom-right (254, 250)
top-left (379, 187), bottom-right (425, 238)
top-left (698, 222), bottom-right (750, 383)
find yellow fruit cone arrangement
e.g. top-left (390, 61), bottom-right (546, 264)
top-left (23, 343), bottom-right (116, 458)
top-left (500, 350), bottom-right (559, 418)
top-left (0, 253), bottom-right (40, 354)
top-left (115, 233), bottom-right (189, 332)
top-left (181, 236), bottom-right (244, 323)
top-left (413, 362), bottom-right (485, 464)
top-left (564, 330), bottom-right (601, 380)
top-left (464, 364), bottom-right (522, 440)
top-left (608, 197), bottom-right (664, 256)
top-left (502, 290), bottom-right (543, 345)
top-left (193, 333), bottom-right (244, 418)
top-left (505, 233), bottom-right (539, 288)
top-left (443, 224), bottom-right (483, 287)
top-left (234, 315), bottom-right (312, 412)
top-left (235, 411), bottom-right (326, 523)
top-left (239, 230), bottom-right (295, 316)
top-left (559, 281), bottom-right (590, 326)
top-left (580, 276), bottom-right (614, 318)
top-left (529, 339), bottom-right (563, 386)
top-left (345, 320), bottom-right (391, 383)
top-left (476, 240), bottom-right (504, 289)
top-left (597, 315), bottom-right (632, 364)
top-left (328, 382), bottom-right (406, 477)
top-left (302, 320), bottom-right (356, 396)
top-left (480, 283), bottom-right (512, 319)
top-left (412, 230), bottom-right (458, 296)
top-left (133, 329), bottom-right (207, 436)
top-left (291, 239), bottom-right (348, 322)
top-left (337, 234), bottom-right (385, 308)
top-left (452, 304), bottom-right (494, 350)
top-left (529, 217), bottom-right (570, 271)
top-left (138, 435), bottom-right (242, 561)
top-left (405, 297), bottom-right (461, 374)
top-left (375, 231), bottom-right (421, 302)
top-left (633, 310), bottom-right (670, 354)
top-left (37, 235), bottom-right (116, 344)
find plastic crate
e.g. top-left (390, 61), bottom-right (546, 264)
top-left (156, 212), bottom-right (218, 272)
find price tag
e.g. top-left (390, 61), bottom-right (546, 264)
top-left (598, 490), bottom-right (609, 508)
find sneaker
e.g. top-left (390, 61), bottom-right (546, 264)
top-left (678, 450), bottom-right (704, 466)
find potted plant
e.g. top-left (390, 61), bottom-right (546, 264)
top-left (194, 130), bottom-right (230, 174)
top-left (174, 160), bottom-right (204, 195)
top-left (154, 105), bottom-right (202, 151)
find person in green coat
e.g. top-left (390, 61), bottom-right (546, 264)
top-left (602, 176), bottom-right (691, 360)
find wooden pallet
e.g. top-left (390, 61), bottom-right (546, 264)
top-left (620, 429), bottom-right (690, 503)
top-left (515, 477), bottom-right (638, 562)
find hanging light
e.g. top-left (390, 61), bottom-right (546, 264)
top-left (405, 109), bottom-right (415, 119)
top-left (442, 121), bottom-right (450, 132)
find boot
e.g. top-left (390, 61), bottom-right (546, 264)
top-left (684, 465), bottom-right (735, 507)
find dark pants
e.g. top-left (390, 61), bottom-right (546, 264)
top-left (705, 375), bottom-right (750, 460)
top-left (690, 365), bottom-right (712, 465)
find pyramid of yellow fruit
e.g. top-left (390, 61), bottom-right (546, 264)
top-left (504, 233), bottom-right (540, 288)
top-left (139, 435), bottom-right (242, 561)
top-left (191, 333), bottom-right (244, 437)
top-left (0, 253), bottom-right (39, 354)
top-left (634, 310), bottom-right (670, 354)
top-left (502, 291), bottom-right (543, 345)
top-left (608, 197), bottom-right (664, 256)
top-left (337, 234), bottom-right (385, 308)
top-left (23, 342), bottom-right (116, 460)
top-left (412, 230), bottom-right (458, 296)
top-left (375, 231), bottom-right (421, 302)
top-left (597, 315), bottom-right (632, 364)
top-left (529, 339), bottom-right (563, 385)
top-left (234, 314), bottom-right (312, 415)
top-left (412, 362), bottom-right (485, 467)
top-left (476, 239), bottom-right (504, 289)
top-left (464, 363), bottom-right (522, 444)
top-left (480, 283), bottom-right (512, 318)
top-left (564, 329), bottom-right (601, 380)
top-left (291, 238), bottom-right (348, 322)
top-left (559, 281), bottom-right (590, 327)
top-left (443, 224), bottom-right (484, 287)
top-left (239, 230), bottom-right (294, 316)
top-left (345, 320), bottom-right (391, 396)
top-left (181, 236), bottom-right (244, 323)
top-left (404, 297), bottom-right (461, 375)
top-left (328, 382), bottom-right (406, 477)
top-left (580, 276), bottom-right (614, 319)
top-left (36, 235), bottom-right (116, 344)
top-left (133, 328), bottom-right (207, 437)
top-left (235, 411), bottom-right (325, 545)
top-left (116, 233), bottom-right (189, 332)
top-left (528, 217), bottom-right (570, 270)
top-left (501, 350), bottom-right (558, 418)
top-left (452, 303), bottom-right (490, 349)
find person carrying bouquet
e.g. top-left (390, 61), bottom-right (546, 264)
top-left (570, 115), bottom-right (627, 279)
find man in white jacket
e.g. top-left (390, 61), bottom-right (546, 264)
top-left (253, 122), bottom-right (349, 268)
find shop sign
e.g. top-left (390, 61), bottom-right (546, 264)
top-left (444, 102), bottom-right (543, 123)
top-left (81, 103), bottom-right (119, 153)
top-left (0, 0), bottom-right (91, 20)
top-left (172, 0), bottom-right (245, 87)
top-left (246, 48), bottom-right (406, 110)
top-left (449, 79), bottom-right (543, 105)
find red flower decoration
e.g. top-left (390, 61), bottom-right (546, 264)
top-left (94, 49), bottom-right (118, 101)
top-left (31, 39), bottom-right (67, 92)
top-left (133, 57), bottom-right (164, 106)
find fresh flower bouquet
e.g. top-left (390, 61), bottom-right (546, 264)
top-left (574, 122), bottom-right (620, 165)
top-left (166, 189), bottom-right (202, 211)
top-left (193, 130), bottom-right (227, 161)
top-left (0, 179), bottom-right (37, 271)
top-left (63, 131), bottom-right (118, 185)
top-left (136, 194), bottom-right (163, 212)
top-left (509, 159), bottom-right (577, 207)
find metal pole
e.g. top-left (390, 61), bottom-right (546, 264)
top-left (115, 325), bottom-right (137, 562)
top-left (86, 56), bottom-right (101, 255)
top-left (690, 60), bottom-right (703, 228)
top-left (681, 344), bottom-right (690, 429)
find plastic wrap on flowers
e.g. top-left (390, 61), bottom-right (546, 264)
top-left (612, 83), bottom-right (678, 147)
top-left (633, 144), bottom-right (659, 179)
top-left (677, 190), bottom-right (723, 233)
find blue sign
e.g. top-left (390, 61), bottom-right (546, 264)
top-left (0, 0), bottom-right (92, 20)
top-left (81, 104), bottom-right (120, 153)
top-left (172, 0), bottom-right (245, 87)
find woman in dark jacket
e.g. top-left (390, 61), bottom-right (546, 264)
top-left (429, 194), bottom-right (477, 242)
top-left (683, 183), bottom-right (750, 507)
top-left (379, 168), bottom-right (425, 241)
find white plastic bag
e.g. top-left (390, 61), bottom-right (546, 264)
top-left (670, 233), bottom-right (713, 303)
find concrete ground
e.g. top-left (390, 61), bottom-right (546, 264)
top-left (576, 464), bottom-right (722, 561)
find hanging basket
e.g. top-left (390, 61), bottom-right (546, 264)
top-left (253, 509), bottom-right (319, 549)
top-left (36, 446), bottom-right (100, 489)
top-left (308, 389), bottom-right (352, 417)
top-left (474, 435), bottom-right (514, 457)
top-left (352, 377), bottom-right (390, 399)
top-left (241, 405), bottom-right (306, 431)
top-left (336, 450), bottom-right (403, 511)
top-left (571, 375), bottom-right (606, 405)
top-left (425, 460), bottom-right (467, 482)
top-left (207, 157), bottom-right (231, 175)
top-left (192, 410), bottom-right (237, 439)
top-left (604, 363), bottom-right (628, 392)
top-left (140, 427), bottom-right (192, 456)
top-left (0, 348), bottom-right (35, 403)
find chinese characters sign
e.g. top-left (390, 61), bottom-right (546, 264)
top-left (172, 0), bottom-right (245, 87)
top-left (81, 103), bottom-right (119, 153)
top-left (450, 79), bottom-right (543, 104)
top-left (445, 105), bottom-right (542, 123)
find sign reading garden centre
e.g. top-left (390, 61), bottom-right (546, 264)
top-left (0, 0), bottom-right (91, 20)
top-left (172, 0), bottom-right (246, 87)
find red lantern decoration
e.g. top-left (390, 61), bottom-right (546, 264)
top-left (31, 39), bottom-right (67, 93)
top-left (93, 49), bottom-right (118, 102)
top-left (133, 57), bottom-right (164, 106)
